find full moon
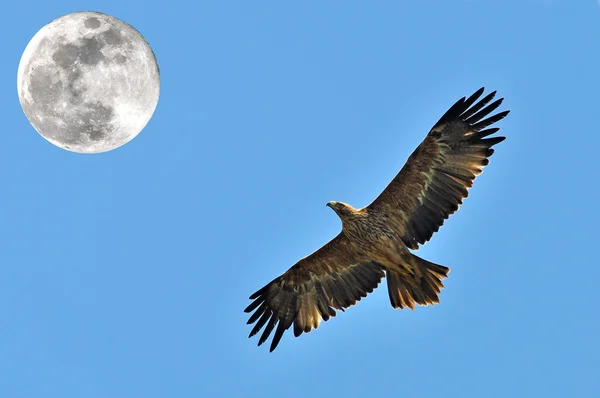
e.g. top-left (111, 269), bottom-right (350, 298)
top-left (17, 11), bottom-right (160, 153)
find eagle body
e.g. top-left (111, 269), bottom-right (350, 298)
top-left (328, 203), bottom-right (406, 265)
top-left (245, 88), bottom-right (510, 351)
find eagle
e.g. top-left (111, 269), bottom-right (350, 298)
top-left (245, 87), bottom-right (509, 352)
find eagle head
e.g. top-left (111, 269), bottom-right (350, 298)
top-left (326, 201), bottom-right (356, 217)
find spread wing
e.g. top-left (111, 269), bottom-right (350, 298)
top-left (244, 233), bottom-right (385, 352)
top-left (367, 88), bottom-right (509, 250)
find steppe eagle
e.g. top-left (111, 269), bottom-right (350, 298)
top-left (245, 87), bottom-right (509, 351)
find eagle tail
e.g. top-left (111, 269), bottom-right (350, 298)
top-left (386, 254), bottom-right (450, 309)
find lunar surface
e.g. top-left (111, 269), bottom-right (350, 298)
top-left (17, 11), bottom-right (160, 153)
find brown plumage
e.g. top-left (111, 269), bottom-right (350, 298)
top-left (245, 87), bottom-right (509, 351)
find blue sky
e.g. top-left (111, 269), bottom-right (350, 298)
top-left (1, 1), bottom-right (599, 397)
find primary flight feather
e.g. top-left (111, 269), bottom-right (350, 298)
top-left (245, 87), bottom-right (509, 351)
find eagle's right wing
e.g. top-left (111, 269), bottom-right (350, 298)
top-left (367, 88), bottom-right (509, 250)
top-left (245, 233), bottom-right (385, 352)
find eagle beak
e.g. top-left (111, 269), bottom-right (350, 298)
top-left (326, 201), bottom-right (335, 208)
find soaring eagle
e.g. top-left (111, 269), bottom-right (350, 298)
top-left (245, 88), bottom-right (509, 351)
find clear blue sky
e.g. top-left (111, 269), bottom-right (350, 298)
top-left (1, 1), bottom-right (598, 397)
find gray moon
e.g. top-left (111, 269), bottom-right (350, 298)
top-left (17, 11), bottom-right (160, 154)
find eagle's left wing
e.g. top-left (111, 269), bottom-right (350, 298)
top-left (245, 233), bottom-right (385, 352)
top-left (367, 88), bottom-right (509, 249)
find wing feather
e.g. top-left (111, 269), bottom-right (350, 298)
top-left (367, 88), bottom-right (509, 249)
top-left (245, 233), bottom-right (385, 351)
